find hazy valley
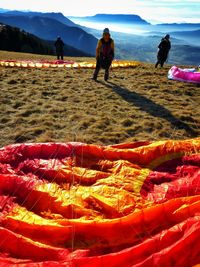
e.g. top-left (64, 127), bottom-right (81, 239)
top-left (0, 10), bottom-right (200, 65)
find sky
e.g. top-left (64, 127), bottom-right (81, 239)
top-left (0, 0), bottom-right (200, 23)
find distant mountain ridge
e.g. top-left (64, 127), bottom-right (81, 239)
top-left (0, 9), bottom-right (199, 64)
top-left (170, 29), bottom-right (200, 44)
top-left (3, 11), bottom-right (77, 27)
top-left (0, 8), bottom-right (9, 13)
top-left (0, 23), bottom-right (92, 57)
top-left (70, 14), bottom-right (150, 25)
top-left (0, 23), bottom-right (53, 54)
top-left (0, 14), bottom-right (97, 55)
top-left (153, 23), bottom-right (200, 33)
top-left (156, 23), bottom-right (200, 27)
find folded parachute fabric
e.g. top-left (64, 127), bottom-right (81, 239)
top-left (0, 59), bottom-right (140, 69)
top-left (0, 138), bottom-right (200, 266)
top-left (168, 65), bottom-right (200, 84)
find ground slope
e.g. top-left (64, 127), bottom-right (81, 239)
top-left (0, 51), bottom-right (199, 147)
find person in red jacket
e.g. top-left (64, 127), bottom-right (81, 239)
top-left (92, 28), bottom-right (115, 81)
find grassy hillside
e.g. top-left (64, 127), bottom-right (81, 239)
top-left (0, 23), bottom-right (53, 55)
top-left (0, 51), bottom-right (199, 147)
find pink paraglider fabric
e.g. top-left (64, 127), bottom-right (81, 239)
top-left (168, 65), bottom-right (200, 84)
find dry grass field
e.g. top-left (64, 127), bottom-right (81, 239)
top-left (0, 50), bottom-right (199, 147)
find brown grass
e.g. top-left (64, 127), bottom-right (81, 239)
top-left (0, 50), bottom-right (199, 147)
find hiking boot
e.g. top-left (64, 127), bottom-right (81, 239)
top-left (104, 72), bottom-right (109, 81)
top-left (91, 75), bottom-right (97, 81)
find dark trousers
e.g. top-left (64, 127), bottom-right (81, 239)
top-left (155, 51), bottom-right (168, 68)
top-left (155, 59), bottom-right (165, 68)
top-left (56, 52), bottom-right (64, 60)
top-left (93, 57), bottom-right (112, 80)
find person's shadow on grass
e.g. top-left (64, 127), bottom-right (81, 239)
top-left (99, 80), bottom-right (197, 136)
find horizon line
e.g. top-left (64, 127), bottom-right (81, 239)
top-left (1, 8), bottom-right (200, 24)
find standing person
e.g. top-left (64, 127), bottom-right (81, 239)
top-left (92, 28), bottom-right (115, 81)
top-left (155, 34), bottom-right (171, 68)
top-left (54, 36), bottom-right (64, 60)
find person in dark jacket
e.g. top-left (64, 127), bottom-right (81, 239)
top-left (155, 34), bottom-right (171, 68)
top-left (54, 36), bottom-right (64, 60)
top-left (92, 28), bottom-right (115, 81)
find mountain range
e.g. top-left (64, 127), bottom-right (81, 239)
top-left (170, 29), bottom-right (200, 44)
top-left (0, 10), bottom-right (200, 65)
top-left (0, 12), bottom-right (97, 55)
top-left (0, 22), bottom-right (91, 57)
top-left (0, 23), bottom-right (53, 55)
top-left (70, 13), bottom-right (200, 64)
top-left (69, 14), bottom-right (150, 25)
top-left (0, 8), bottom-right (9, 13)
top-left (2, 11), bottom-right (76, 27)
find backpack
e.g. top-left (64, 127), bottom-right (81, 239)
top-left (100, 38), bottom-right (114, 59)
top-left (158, 38), bottom-right (171, 52)
top-left (99, 38), bottom-right (114, 69)
top-left (55, 39), bottom-right (64, 52)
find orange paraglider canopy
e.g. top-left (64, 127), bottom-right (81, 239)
top-left (0, 59), bottom-right (140, 69)
top-left (0, 138), bottom-right (200, 266)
